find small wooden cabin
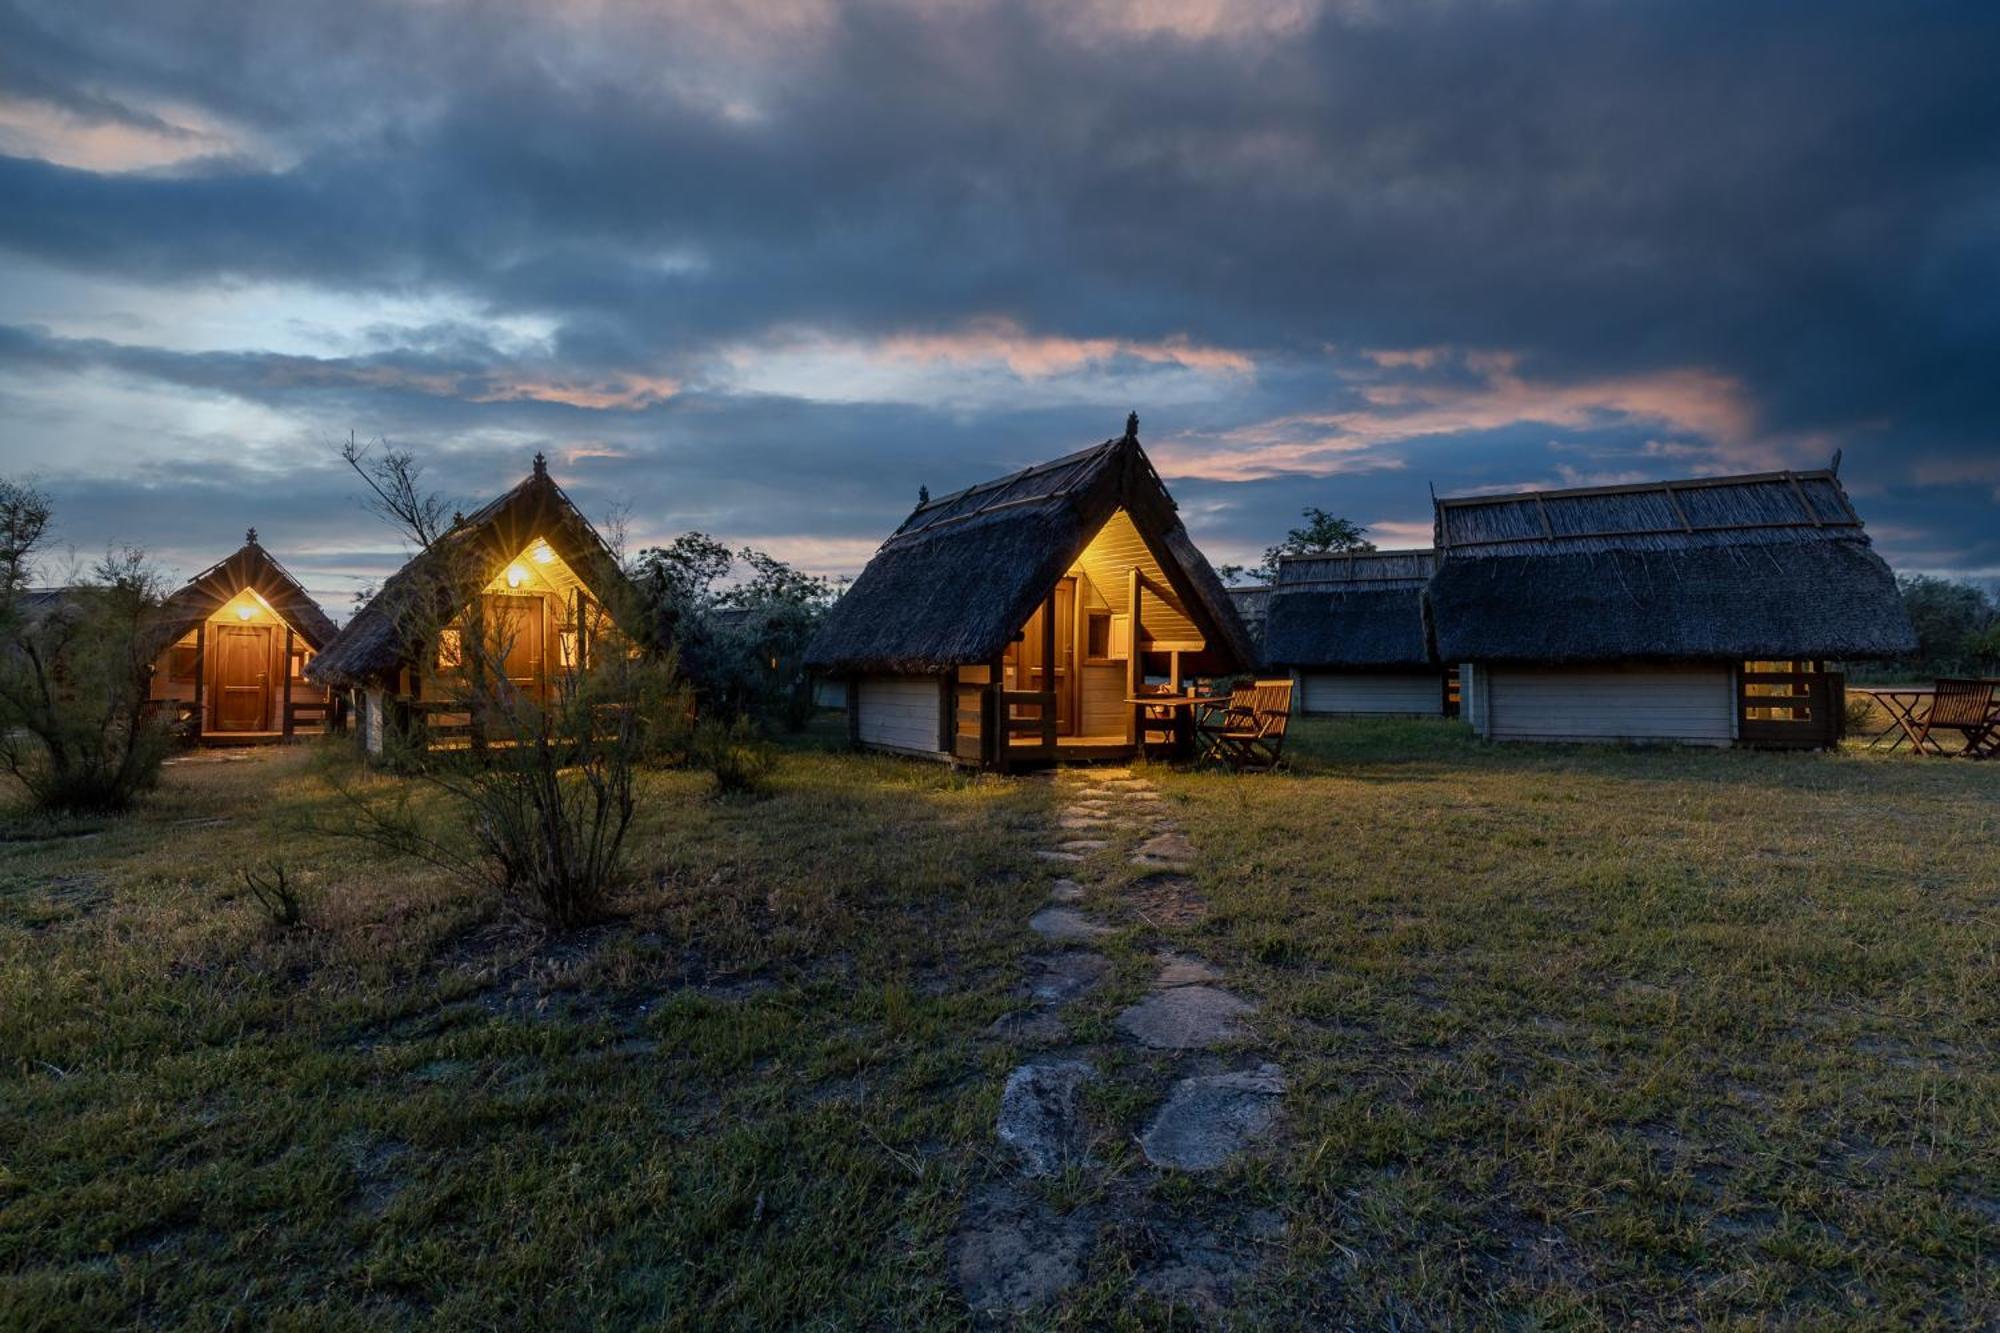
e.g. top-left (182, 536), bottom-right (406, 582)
top-left (306, 455), bottom-right (638, 755)
top-left (147, 532), bottom-right (341, 743)
top-left (804, 416), bottom-right (1254, 768)
top-left (1429, 468), bottom-right (1917, 748)
top-left (1263, 550), bottom-right (1454, 717)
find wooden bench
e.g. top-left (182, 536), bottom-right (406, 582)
top-left (1916, 678), bottom-right (2000, 759)
top-left (1194, 679), bottom-right (1294, 771)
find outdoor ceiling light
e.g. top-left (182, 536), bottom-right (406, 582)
top-left (236, 603), bottom-right (254, 620)
top-left (506, 565), bottom-right (528, 588)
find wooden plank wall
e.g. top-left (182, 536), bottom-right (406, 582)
top-left (855, 675), bottom-right (951, 755)
top-left (1480, 664), bottom-right (1735, 745)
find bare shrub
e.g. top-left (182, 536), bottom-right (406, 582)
top-left (241, 861), bottom-right (307, 929)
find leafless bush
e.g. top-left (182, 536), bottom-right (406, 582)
top-left (320, 440), bottom-right (687, 929)
top-left (241, 861), bottom-right (307, 929)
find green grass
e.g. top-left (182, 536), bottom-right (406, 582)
top-left (2, 718), bottom-right (1995, 1328)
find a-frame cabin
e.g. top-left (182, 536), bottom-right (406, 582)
top-left (147, 531), bottom-right (342, 742)
top-left (307, 454), bottom-right (640, 755)
top-left (805, 416), bottom-right (1253, 769)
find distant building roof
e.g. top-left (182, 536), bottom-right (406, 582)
top-left (1429, 470), bottom-right (1915, 664)
top-left (1263, 550), bottom-right (1436, 669)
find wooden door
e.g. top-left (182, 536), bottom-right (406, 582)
top-left (212, 624), bottom-right (272, 731)
top-left (485, 594), bottom-right (545, 698)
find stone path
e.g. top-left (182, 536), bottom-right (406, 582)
top-left (954, 765), bottom-right (1288, 1318)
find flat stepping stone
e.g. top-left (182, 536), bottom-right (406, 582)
top-left (1046, 878), bottom-right (1085, 903)
top-left (1155, 953), bottom-right (1225, 988)
top-left (989, 1010), bottom-right (1067, 1044)
top-left (1116, 985), bottom-right (1256, 1049)
top-left (1132, 831), bottom-right (1195, 867)
top-left (997, 1060), bottom-right (1096, 1176)
top-left (1141, 1064), bottom-right (1287, 1170)
top-left (1030, 907), bottom-right (1114, 943)
top-left (1058, 839), bottom-right (1109, 854)
top-left (1035, 850), bottom-right (1083, 864)
top-left (1021, 950), bottom-right (1111, 1003)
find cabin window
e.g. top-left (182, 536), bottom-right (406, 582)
top-left (289, 649), bottom-right (312, 681)
top-left (1086, 610), bottom-right (1116, 661)
top-left (436, 628), bottom-right (464, 672)
top-left (558, 629), bottom-right (580, 670)
top-left (168, 634), bottom-right (199, 682)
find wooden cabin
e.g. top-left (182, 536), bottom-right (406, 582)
top-left (1429, 468), bottom-right (1916, 748)
top-left (804, 416), bottom-right (1254, 769)
top-left (306, 455), bottom-right (638, 755)
top-left (146, 532), bottom-right (341, 743)
top-left (1263, 550), bottom-right (1454, 717)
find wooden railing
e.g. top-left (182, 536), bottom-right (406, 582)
top-left (1738, 668), bottom-right (1844, 748)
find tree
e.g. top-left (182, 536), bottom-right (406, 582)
top-left (1259, 508), bottom-right (1374, 582)
top-left (320, 440), bottom-right (688, 929)
top-left (1897, 573), bottom-right (1998, 674)
top-left (0, 480), bottom-right (172, 813)
top-left (632, 535), bottom-right (838, 728)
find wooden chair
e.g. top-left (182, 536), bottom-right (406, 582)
top-left (1916, 678), bottom-right (2000, 758)
top-left (1195, 679), bottom-right (1294, 770)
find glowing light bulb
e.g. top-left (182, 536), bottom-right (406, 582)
top-left (236, 603), bottom-right (254, 620)
top-left (506, 565), bottom-right (527, 588)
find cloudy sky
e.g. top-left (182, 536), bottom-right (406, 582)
top-left (3, 0), bottom-right (1997, 614)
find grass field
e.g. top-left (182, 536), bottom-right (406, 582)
top-left (2, 719), bottom-right (1995, 1328)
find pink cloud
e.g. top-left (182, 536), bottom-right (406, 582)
top-left (872, 318), bottom-right (1253, 378)
top-left (1150, 351), bottom-right (1777, 482)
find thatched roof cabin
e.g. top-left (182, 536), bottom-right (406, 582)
top-left (309, 456), bottom-right (641, 754)
top-left (806, 417), bottom-right (1252, 767)
top-left (146, 532), bottom-right (341, 742)
top-left (310, 455), bottom-right (633, 689)
top-left (1432, 468), bottom-right (1915, 747)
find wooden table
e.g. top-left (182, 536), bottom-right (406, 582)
top-left (1126, 693), bottom-right (1215, 759)
top-left (1854, 687), bottom-right (1934, 753)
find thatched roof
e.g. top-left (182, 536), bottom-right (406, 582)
top-left (1226, 585), bottom-right (1269, 650)
top-left (1429, 470), bottom-right (1916, 664)
top-left (308, 457), bottom-right (634, 687)
top-left (805, 419), bottom-right (1254, 675)
top-left (154, 534), bottom-right (338, 654)
top-left (1263, 550), bottom-right (1437, 669)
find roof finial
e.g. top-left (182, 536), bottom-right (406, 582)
top-left (532, 451), bottom-right (548, 478)
top-left (1124, 410), bottom-right (1139, 442)
top-left (918, 484), bottom-right (930, 506)
top-left (245, 526), bottom-right (258, 545)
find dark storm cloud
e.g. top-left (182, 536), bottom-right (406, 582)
top-left (1, 0), bottom-right (1997, 589)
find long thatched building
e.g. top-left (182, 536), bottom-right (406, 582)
top-left (1262, 549), bottom-right (1452, 716)
top-left (147, 532), bottom-right (341, 742)
top-left (308, 455), bottom-right (639, 754)
top-left (1431, 467), bottom-right (1916, 747)
top-left (804, 416), bottom-right (1254, 768)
